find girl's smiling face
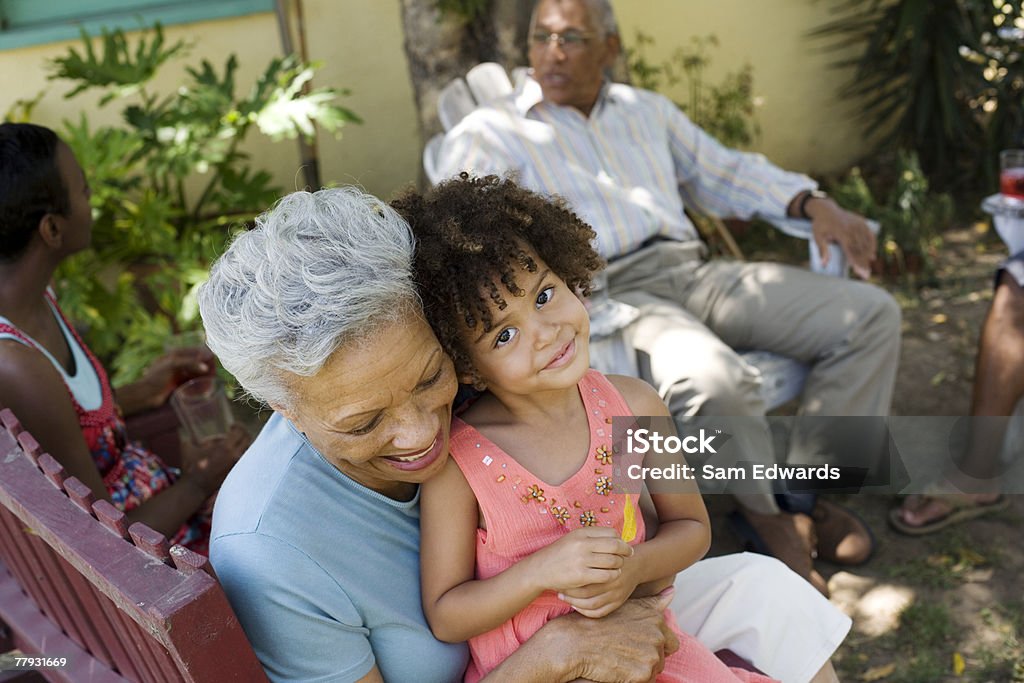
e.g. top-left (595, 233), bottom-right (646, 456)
top-left (460, 247), bottom-right (591, 401)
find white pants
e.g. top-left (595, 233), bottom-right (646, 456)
top-left (673, 553), bottom-right (851, 683)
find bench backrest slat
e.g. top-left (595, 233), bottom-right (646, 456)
top-left (0, 409), bottom-right (268, 682)
top-left (0, 510), bottom-right (70, 633)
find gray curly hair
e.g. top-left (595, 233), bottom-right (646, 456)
top-left (198, 187), bottom-right (420, 409)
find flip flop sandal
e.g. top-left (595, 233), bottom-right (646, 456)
top-left (888, 488), bottom-right (1009, 536)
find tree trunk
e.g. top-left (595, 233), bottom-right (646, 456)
top-left (399, 0), bottom-right (532, 146)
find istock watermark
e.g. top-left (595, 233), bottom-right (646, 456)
top-left (625, 427), bottom-right (719, 454)
top-left (609, 415), bottom-right (1023, 497)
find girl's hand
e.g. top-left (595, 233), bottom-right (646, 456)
top-left (558, 552), bottom-right (640, 618)
top-left (528, 527), bottom-right (632, 594)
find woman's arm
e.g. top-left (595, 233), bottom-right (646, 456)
top-left (419, 458), bottom-right (632, 643)
top-left (0, 344), bottom-right (238, 537)
top-left (480, 591), bottom-right (680, 683)
top-left (559, 375), bottom-right (711, 617)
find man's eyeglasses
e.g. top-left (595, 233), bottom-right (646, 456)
top-left (530, 30), bottom-right (594, 52)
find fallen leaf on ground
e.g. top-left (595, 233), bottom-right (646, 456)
top-left (861, 662), bottom-right (896, 681)
top-left (953, 651), bottom-right (965, 675)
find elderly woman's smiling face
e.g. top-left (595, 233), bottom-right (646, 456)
top-left (280, 312), bottom-right (458, 501)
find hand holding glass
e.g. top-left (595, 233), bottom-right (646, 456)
top-left (170, 376), bottom-right (235, 445)
top-left (164, 330), bottom-right (216, 388)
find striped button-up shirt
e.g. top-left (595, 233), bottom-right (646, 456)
top-left (437, 78), bottom-right (816, 260)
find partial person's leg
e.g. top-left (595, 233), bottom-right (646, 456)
top-left (969, 271), bottom-right (1024, 423)
top-left (606, 245), bottom-right (828, 592)
top-left (605, 243), bottom-right (778, 513)
top-left (672, 553), bottom-right (851, 683)
top-left (615, 290), bottom-right (828, 592)
top-left (684, 260), bottom-right (901, 428)
top-left (895, 269), bottom-right (1024, 530)
top-left (684, 260), bottom-right (898, 563)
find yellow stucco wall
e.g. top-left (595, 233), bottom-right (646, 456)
top-left (0, 1), bottom-right (863, 202)
top-left (614, 1), bottom-right (864, 176)
top-left (0, 13), bottom-right (298, 197)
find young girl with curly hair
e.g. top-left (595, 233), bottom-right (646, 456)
top-left (392, 174), bottom-right (778, 682)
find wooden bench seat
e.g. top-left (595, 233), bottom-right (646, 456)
top-left (0, 408), bottom-right (267, 683)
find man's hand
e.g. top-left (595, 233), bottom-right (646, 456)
top-left (805, 196), bottom-right (877, 280)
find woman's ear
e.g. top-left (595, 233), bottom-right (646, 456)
top-left (37, 213), bottom-right (63, 249)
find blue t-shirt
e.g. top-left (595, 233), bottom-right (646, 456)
top-left (211, 413), bottom-right (468, 682)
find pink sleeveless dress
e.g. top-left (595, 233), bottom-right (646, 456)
top-left (449, 369), bottom-right (778, 682)
top-left (0, 293), bottom-right (210, 554)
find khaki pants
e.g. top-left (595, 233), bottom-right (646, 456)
top-left (606, 241), bottom-right (902, 513)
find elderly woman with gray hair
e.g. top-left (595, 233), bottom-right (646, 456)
top-left (199, 187), bottom-right (850, 683)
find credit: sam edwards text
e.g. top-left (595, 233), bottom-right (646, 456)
top-left (625, 463), bottom-right (843, 481)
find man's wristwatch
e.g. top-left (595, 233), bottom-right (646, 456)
top-left (798, 189), bottom-right (829, 219)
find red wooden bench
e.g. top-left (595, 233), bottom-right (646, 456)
top-left (0, 408), bottom-right (267, 683)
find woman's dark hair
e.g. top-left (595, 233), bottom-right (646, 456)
top-left (391, 173), bottom-right (604, 383)
top-left (0, 123), bottom-right (68, 260)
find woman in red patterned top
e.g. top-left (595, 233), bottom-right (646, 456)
top-left (0, 122), bottom-right (247, 554)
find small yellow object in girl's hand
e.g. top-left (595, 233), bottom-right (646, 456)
top-left (621, 495), bottom-right (637, 542)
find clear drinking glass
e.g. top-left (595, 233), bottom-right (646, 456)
top-left (170, 376), bottom-right (235, 445)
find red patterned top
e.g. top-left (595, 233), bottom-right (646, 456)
top-left (0, 293), bottom-right (209, 553)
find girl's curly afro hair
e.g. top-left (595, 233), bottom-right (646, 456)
top-left (391, 173), bottom-right (604, 384)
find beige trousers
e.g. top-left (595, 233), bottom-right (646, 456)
top-left (606, 241), bottom-right (902, 513)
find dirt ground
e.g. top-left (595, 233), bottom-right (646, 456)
top-left (707, 225), bottom-right (1024, 682)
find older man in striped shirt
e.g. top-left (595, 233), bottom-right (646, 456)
top-left (437, 0), bottom-right (901, 596)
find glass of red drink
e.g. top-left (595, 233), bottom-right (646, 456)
top-left (1000, 149), bottom-right (1024, 201)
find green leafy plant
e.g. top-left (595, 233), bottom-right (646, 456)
top-left (830, 150), bottom-right (953, 280)
top-left (38, 23), bottom-right (359, 384)
top-left (626, 32), bottom-right (760, 149)
top-left (812, 0), bottom-right (1023, 193)
top-left (436, 0), bottom-right (490, 22)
